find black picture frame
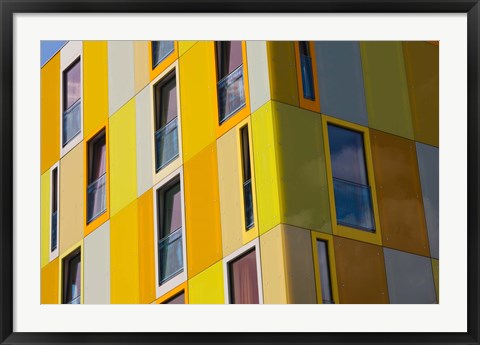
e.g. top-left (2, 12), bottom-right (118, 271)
top-left (1, 1), bottom-right (479, 344)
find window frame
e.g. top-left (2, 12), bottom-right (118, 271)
top-left (58, 240), bottom-right (83, 304)
top-left (322, 115), bottom-right (383, 245)
top-left (310, 232), bottom-right (339, 304)
top-left (294, 41), bottom-right (320, 113)
top-left (49, 162), bottom-right (60, 262)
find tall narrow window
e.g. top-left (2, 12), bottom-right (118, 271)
top-left (240, 126), bottom-right (254, 230)
top-left (157, 179), bottom-right (183, 285)
top-left (87, 130), bottom-right (106, 223)
top-left (327, 124), bottom-right (375, 231)
top-left (154, 72), bottom-right (179, 171)
top-left (228, 248), bottom-right (259, 304)
top-left (62, 58), bottom-right (81, 146)
top-left (151, 41), bottom-right (174, 69)
top-left (216, 41), bottom-right (246, 123)
top-left (316, 240), bottom-right (334, 304)
top-left (62, 249), bottom-right (81, 304)
top-left (51, 167), bottom-right (59, 253)
top-left (299, 41), bottom-right (315, 100)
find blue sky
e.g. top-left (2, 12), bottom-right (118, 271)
top-left (41, 41), bottom-right (67, 67)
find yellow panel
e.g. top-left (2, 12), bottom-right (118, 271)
top-left (259, 225), bottom-right (287, 303)
top-left (133, 41), bottom-right (150, 94)
top-left (110, 200), bottom-right (140, 304)
top-left (109, 99), bottom-right (138, 217)
top-left (432, 258), bottom-right (439, 302)
top-left (188, 260), bottom-right (224, 304)
top-left (179, 41), bottom-right (217, 163)
top-left (41, 258), bottom-right (59, 304)
top-left (83, 41), bottom-right (109, 138)
top-left (40, 54), bottom-right (60, 174)
top-left (251, 102), bottom-right (281, 235)
top-left (184, 142), bottom-right (223, 278)
top-left (138, 189), bottom-right (156, 304)
top-left (266, 41), bottom-right (299, 107)
top-left (178, 41), bottom-right (197, 56)
top-left (311, 231), bottom-right (339, 304)
top-left (41, 170), bottom-right (50, 268)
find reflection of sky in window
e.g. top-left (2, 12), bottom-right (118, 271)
top-left (40, 41), bottom-right (67, 67)
top-left (328, 124), bottom-right (368, 185)
top-left (64, 61), bottom-right (81, 110)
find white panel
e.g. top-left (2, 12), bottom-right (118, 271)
top-left (84, 221), bottom-right (110, 304)
top-left (135, 86), bottom-right (154, 197)
top-left (108, 41), bottom-right (135, 116)
top-left (246, 41), bottom-right (270, 113)
top-left (60, 41), bottom-right (82, 69)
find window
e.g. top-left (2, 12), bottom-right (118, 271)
top-left (62, 58), bottom-right (81, 146)
top-left (228, 248), bottom-right (259, 304)
top-left (163, 291), bottom-right (185, 304)
top-left (216, 41), bottom-right (246, 123)
top-left (87, 130), bottom-right (107, 223)
top-left (62, 249), bottom-right (81, 304)
top-left (50, 166), bottom-right (59, 255)
top-left (151, 41), bottom-right (174, 69)
top-left (154, 72), bottom-right (179, 171)
top-left (299, 41), bottom-right (315, 100)
top-left (240, 125), bottom-right (254, 230)
top-left (327, 124), bottom-right (375, 232)
top-left (316, 240), bottom-right (334, 304)
top-left (157, 178), bottom-right (183, 285)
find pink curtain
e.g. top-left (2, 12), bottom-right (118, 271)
top-left (230, 249), bottom-right (259, 304)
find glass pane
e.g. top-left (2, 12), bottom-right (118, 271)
top-left (89, 135), bottom-right (106, 182)
top-left (160, 77), bottom-right (177, 126)
top-left (62, 100), bottom-right (81, 146)
top-left (158, 228), bottom-right (183, 284)
top-left (165, 292), bottom-right (185, 304)
top-left (64, 60), bottom-right (81, 110)
top-left (243, 179), bottom-right (254, 230)
top-left (152, 41), bottom-right (174, 69)
top-left (87, 174), bottom-right (107, 223)
top-left (300, 54), bottom-right (315, 100)
top-left (217, 41), bottom-right (243, 79)
top-left (316, 240), bottom-right (334, 304)
top-left (162, 183), bottom-right (182, 237)
top-left (51, 211), bottom-right (57, 252)
top-left (229, 249), bottom-right (259, 304)
top-left (52, 168), bottom-right (58, 212)
top-left (155, 119), bottom-right (179, 171)
top-left (64, 252), bottom-right (81, 304)
top-left (217, 66), bottom-right (245, 122)
top-left (240, 126), bottom-right (251, 181)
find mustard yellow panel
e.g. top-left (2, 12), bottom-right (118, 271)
top-left (178, 41), bottom-right (217, 163)
top-left (41, 54), bottom-right (60, 174)
top-left (83, 41), bottom-right (109, 138)
top-left (184, 142), bottom-right (223, 278)
top-left (432, 258), bottom-right (439, 302)
top-left (178, 41), bottom-right (197, 56)
top-left (133, 41), bottom-right (150, 94)
top-left (110, 200), bottom-right (140, 304)
top-left (41, 258), bottom-right (59, 304)
top-left (41, 170), bottom-right (51, 268)
top-left (109, 99), bottom-right (138, 217)
top-left (138, 189), bottom-right (156, 304)
top-left (188, 260), bottom-right (224, 304)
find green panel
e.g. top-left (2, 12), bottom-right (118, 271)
top-left (273, 101), bottom-right (332, 233)
top-left (251, 101), bottom-right (281, 235)
top-left (361, 42), bottom-right (414, 139)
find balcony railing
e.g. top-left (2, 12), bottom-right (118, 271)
top-left (152, 41), bottom-right (174, 69)
top-left (62, 99), bottom-right (81, 146)
top-left (333, 177), bottom-right (375, 232)
top-left (51, 211), bottom-right (58, 252)
top-left (155, 118), bottom-right (179, 172)
top-left (300, 54), bottom-right (315, 100)
top-left (87, 173), bottom-right (106, 223)
top-left (243, 179), bottom-right (254, 230)
top-left (158, 227), bottom-right (183, 285)
top-left (67, 295), bottom-right (81, 304)
top-left (217, 65), bottom-right (246, 123)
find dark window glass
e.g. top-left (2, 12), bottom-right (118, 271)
top-left (62, 59), bottom-right (81, 146)
top-left (163, 292), bottom-right (185, 304)
top-left (63, 59), bottom-right (81, 110)
top-left (62, 250), bottom-right (81, 304)
top-left (87, 131), bottom-right (107, 223)
top-left (216, 41), bottom-right (243, 79)
top-left (299, 41), bottom-right (315, 100)
top-left (240, 126), bottom-right (254, 230)
top-left (151, 41), bottom-right (174, 69)
top-left (229, 249), bottom-right (259, 304)
top-left (316, 240), bottom-right (334, 304)
top-left (51, 168), bottom-right (58, 252)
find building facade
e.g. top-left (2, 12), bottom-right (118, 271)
top-left (40, 40), bottom-right (439, 304)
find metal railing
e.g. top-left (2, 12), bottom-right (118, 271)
top-left (300, 54), bottom-right (315, 100)
top-left (62, 99), bottom-right (81, 146)
top-left (155, 118), bottom-right (179, 172)
top-left (217, 65), bottom-right (245, 123)
top-left (152, 41), bottom-right (174, 69)
top-left (67, 295), bottom-right (81, 304)
top-left (87, 173), bottom-right (106, 223)
top-left (243, 179), bottom-right (254, 230)
top-left (51, 211), bottom-right (58, 252)
top-left (333, 177), bottom-right (375, 232)
top-left (158, 227), bottom-right (183, 285)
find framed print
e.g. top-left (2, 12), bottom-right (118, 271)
top-left (1, 1), bottom-right (479, 344)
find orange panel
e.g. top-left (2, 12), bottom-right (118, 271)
top-left (184, 142), bottom-right (223, 278)
top-left (153, 282), bottom-right (189, 304)
top-left (40, 54), bottom-right (60, 174)
top-left (333, 236), bottom-right (389, 304)
top-left (41, 258), bottom-right (59, 304)
top-left (138, 189), bottom-right (156, 304)
top-left (370, 129), bottom-right (430, 257)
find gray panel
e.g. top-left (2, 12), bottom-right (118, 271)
top-left (314, 41), bottom-right (368, 126)
top-left (108, 41), bottom-right (135, 116)
top-left (384, 248), bottom-right (436, 304)
top-left (84, 221), bottom-right (110, 304)
top-left (246, 41), bottom-right (271, 113)
top-left (416, 142), bottom-right (439, 259)
top-left (136, 87), bottom-right (154, 197)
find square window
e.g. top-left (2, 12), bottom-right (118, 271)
top-left (227, 247), bottom-right (260, 304)
top-left (151, 41), bottom-right (174, 69)
top-left (62, 249), bottom-right (81, 304)
top-left (62, 58), bottom-right (82, 147)
top-left (87, 130), bottom-right (107, 223)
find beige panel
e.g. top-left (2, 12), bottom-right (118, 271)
top-left (84, 221), bottom-right (110, 304)
top-left (260, 224), bottom-right (287, 304)
top-left (59, 144), bottom-right (84, 255)
top-left (246, 41), bottom-right (271, 113)
top-left (217, 128), bottom-right (243, 257)
top-left (108, 41), bottom-right (135, 116)
top-left (283, 225), bottom-right (316, 304)
top-left (135, 87), bottom-right (154, 197)
top-left (133, 41), bottom-right (150, 94)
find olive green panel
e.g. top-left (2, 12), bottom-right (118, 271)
top-left (251, 102), bottom-right (281, 235)
top-left (361, 42), bottom-right (414, 140)
top-left (432, 258), bottom-right (439, 302)
top-left (273, 102), bottom-right (332, 233)
top-left (266, 41), bottom-right (299, 107)
top-left (403, 42), bottom-right (439, 147)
